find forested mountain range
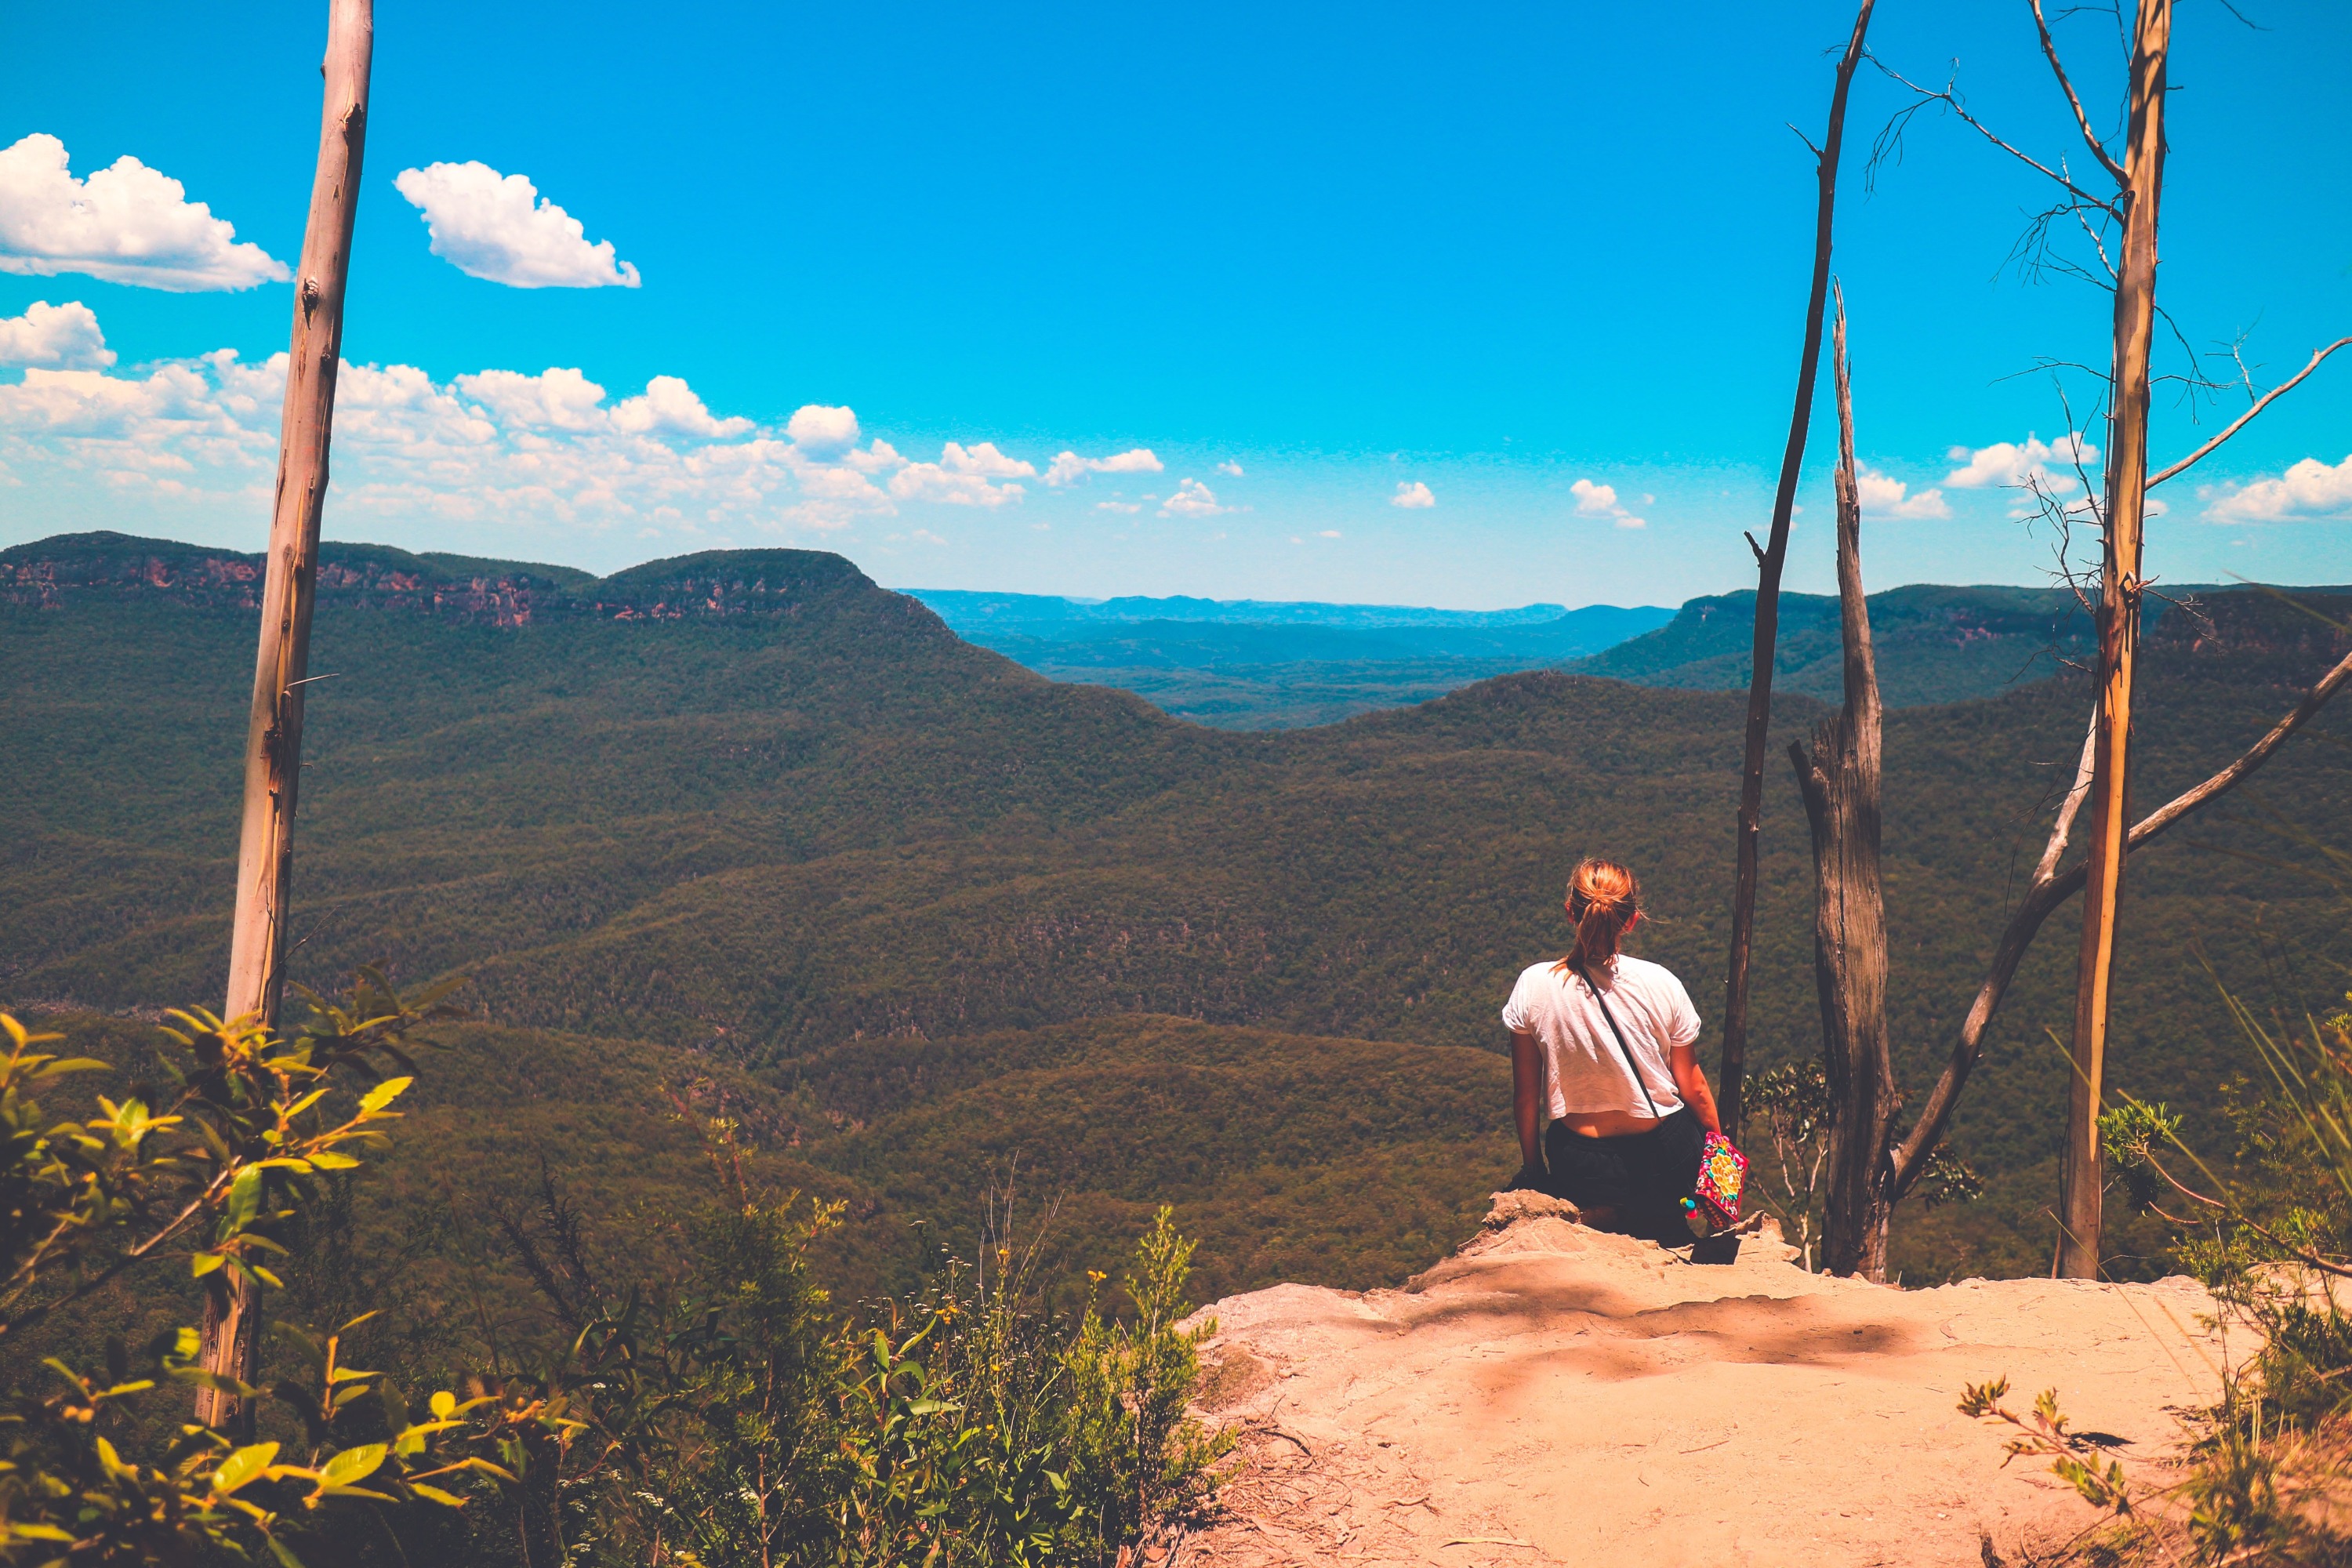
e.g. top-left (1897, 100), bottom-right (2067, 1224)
top-left (7, 529), bottom-right (2350, 1291)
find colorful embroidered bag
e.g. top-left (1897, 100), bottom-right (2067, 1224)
top-left (1571, 962), bottom-right (1748, 1237)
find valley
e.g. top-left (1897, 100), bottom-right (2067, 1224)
top-left (7, 530), bottom-right (2350, 1294)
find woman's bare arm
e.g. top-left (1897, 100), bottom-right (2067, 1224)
top-left (1510, 1028), bottom-right (1544, 1178)
top-left (1671, 1044), bottom-right (1722, 1134)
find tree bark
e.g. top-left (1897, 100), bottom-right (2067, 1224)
top-left (197, 0), bottom-right (373, 1433)
top-left (1719, 0), bottom-right (1878, 1144)
top-left (2057, 0), bottom-right (2170, 1280)
top-left (1787, 292), bottom-right (1896, 1279)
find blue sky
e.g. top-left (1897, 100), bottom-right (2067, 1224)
top-left (1, 1), bottom-right (2347, 608)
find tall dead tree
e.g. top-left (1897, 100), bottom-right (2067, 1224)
top-left (1817, 1), bottom-right (2352, 1271)
top-left (196, 0), bottom-right (374, 1433)
top-left (1719, 0), bottom-right (1878, 1143)
top-left (1788, 291), bottom-right (1896, 1279)
top-left (2056, 0), bottom-right (2170, 1278)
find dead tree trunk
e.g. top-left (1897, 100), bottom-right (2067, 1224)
top-left (2057, 0), bottom-right (2171, 1280)
top-left (1720, 0), bottom-right (1878, 1144)
top-left (1787, 292), bottom-right (1896, 1279)
top-left (196, 0), bottom-right (373, 1433)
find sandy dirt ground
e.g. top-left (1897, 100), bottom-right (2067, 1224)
top-left (1176, 1194), bottom-right (2222, 1568)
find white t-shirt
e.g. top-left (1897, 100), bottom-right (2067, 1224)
top-left (1500, 954), bottom-right (1701, 1121)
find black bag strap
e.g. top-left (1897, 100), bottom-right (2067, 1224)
top-left (1570, 960), bottom-right (1662, 1121)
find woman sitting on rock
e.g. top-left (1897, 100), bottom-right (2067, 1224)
top-left (1503, 857), bottom-right (1722, 1240)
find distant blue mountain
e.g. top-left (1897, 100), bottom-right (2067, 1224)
top-left (908, 590), bottom-right (1672, 653)
top-left (900, 589), bottom-right (1677, 728)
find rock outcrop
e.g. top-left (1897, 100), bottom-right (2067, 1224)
top-left (1184, 1195), bottom-right (2217, 1567)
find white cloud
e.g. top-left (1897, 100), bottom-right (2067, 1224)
top-left (611, 375), bottom-right (753, 439)
top-left (1944, 432), bottom-right (2097, 492)
top-left (888, 462), bottom-right (1023, 507)
top-left (453, 367), bottom-right (612, 431)
top-left (1159, 477), bottom-right (1227, 517)
top-left (1216, 459), bottom-right (1244, 477)
top-left (1854, 463), bottom-right (1951, 521)
top-left (1046, 447), bottom-right (1162, 486)
top-left (2201, 454), bottom-right (2352, 524)
top-left (938, 441), bottom-right (1036, 478)
top-left (0, 303), bottom-right (1079, 541)
top-left (786, 404), bottom-right (861, 456)
top-left (1318, 528), bottom-right (1341, 538)
top-left (0, 303), bottom-right (1263, 546)
top-left (0, 300), bottom-right (114, 368)
top-left (1570, 476), bottom-right (1645, 528)
top-left (1391, 480), bottom-right (1436, 509)
top-left (1094, 499), bottom-right (1141, 514)
top-left (0, 133), bottom-right (288, 292)
top-left (392, 162), bottom-right (640, 289)
top-left (844, 437), bottom-right (904, 473)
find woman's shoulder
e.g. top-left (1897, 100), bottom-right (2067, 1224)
top-left (1614, 953), bottom-right (1686, 990)
top-left (1512, 957), bottom-right (1570, 989)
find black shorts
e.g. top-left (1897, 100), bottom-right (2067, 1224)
top-left (1541, 1108), bottom-right (1708, 1242)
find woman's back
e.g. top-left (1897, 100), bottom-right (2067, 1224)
top-left (1502, 954), bottom-right (1699, 1120)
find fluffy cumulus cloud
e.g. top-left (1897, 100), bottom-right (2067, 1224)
top-left (452, 366), bottom-right (612, 430)
top-left (393, 162), bottom-right (640, 289)
top-left (0, 300), bottom-right (114, 368)
top-left (1159, 477), bottom-right (1226, 517)
top-left (1045, 447), bottom-right (1162, 486)
top-left (1391, 480), bottom-right (1436, 509)
top-left (1853, 464), bottom-right (1951, 521)
top-left (938, 441), bottom-right (1036, 479)
top-left (1216, 459), bottom-right (1244, 477)
top-left (0, 303), bottom-right (1066, 545)
top-left (1944, 432), bottom-right (2097, 493)
top-left (1570, 477), bottom-right (1644, 528)
top-left (0, 133), bottom-right (288, 292)
top-left (611, 375), bottom-right (753, 439)
top-left (785, 404), bottom-right (860, 456)
top-left (2201, 455), bottom-right (2352, 524)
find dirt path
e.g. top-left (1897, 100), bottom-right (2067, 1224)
top-left (1180, 1195), bottom-right (2219, 1567)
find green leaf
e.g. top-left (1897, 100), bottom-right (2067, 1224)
top-left (429, 1390), bottom-right (456, 1420)
top-left (226, 1166), bottom-right (263, 1232)
top-left (321, 1443), bottom-right (387, 1487)
top-left (267, 1534), bottom-right (309, 1568)
top-left (358, 1076), bottom-right (412, 1115)
top-left (191, 1251), bottom-right (227, 1278)
top-left (212, 1441), bottom-right (281, 1495)
top-left (408, 1483), bottom-right (466, 1507)
top-left (306, 1150), bottom-right (361, 1170)
top-left (5, 1524), bottom-right (77, 1541)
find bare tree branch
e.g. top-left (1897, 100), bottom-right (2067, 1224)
top-left (2029, 0), bottom-right (2129, 185)
top-left (2032, 713), bottom-right (2100, 885)
top-left (2146, 337), bottom-right (2352, 489)
top-left (1888, 637), bottom-right (2352, 1198)
top-left (1870, 57), bottom-right (2121, 216)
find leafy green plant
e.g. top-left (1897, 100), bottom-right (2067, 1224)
top-left (458, 1109), bottom-right (1229, 1566)
top-left (0, 982), bottom-right (552, 1566)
